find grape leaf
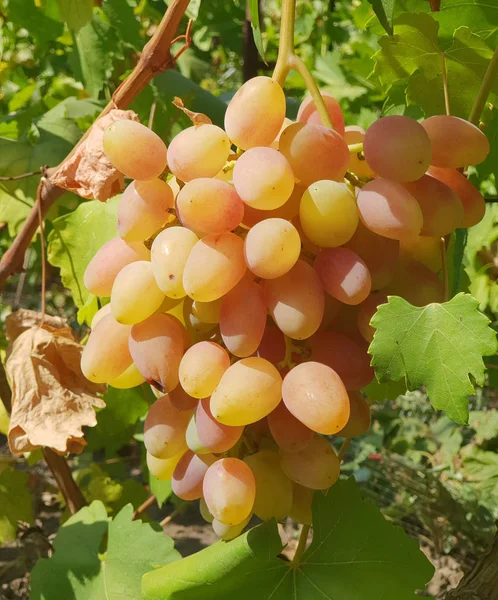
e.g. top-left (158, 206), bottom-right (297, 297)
top-left (58, 0), bottom-right (93, 30)
top-left (8, 0), bottom-right (63, 46)
top-left (476, 106), bottom-right (498, 182)
top-left (47, 196), bottom-right (119, 308)
top-left (369, 294), bottom-right (498, 425)
top-left (248, 0), bottom-right (265, 62)
top-left (363, 378), bottom-right (407, 402)
top-left (148, 477), bottom-right (173, 509)
top-left (31, 502), bottom-right (180, 600)
top-left (102, 0), bottom-right (142, 49)
top-left (368, 0), bottom-right (394, 35)
top-left (143, 478), bottom-right (433, 599)
top-left (0, 467), bottom-right (33, 543)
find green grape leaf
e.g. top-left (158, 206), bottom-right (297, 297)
top-left (248, 0), bottom-right (265, 62)
top-left (369, 294), bottom-right (498, 425)
top-left (102, 0), bottom-right (142, 49)
top-left (0, 467), bottom-right (33, 543)
top-left (148, 477), bottom-right (173, 509)
top-left (8, 0), bottom-right (64, 45)
top-left (143, 478), bottom-right (433, 599)
top-left (58, 0), bottom-right (93, 30)
top-left (47, 196), bottom-right (119, 308)
top-left (368, 0), bottom-right (395, 35)
top-left (373, 15), bottom-right (497, 118)
top-left (31, 502), bottom-right (180, 600)
top-left (363, 378), bottom-right (407, 402)
top-left (86, 386), bottom-right (149, 457)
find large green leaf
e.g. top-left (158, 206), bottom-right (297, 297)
top-left (31, 502), bottom-right (180, 600)
top-left (368, 0), bottom-right (395, 35)
top-left (369, 294), bottom-right (498, 424)
top-left (0, 467), bottom-right (33, 544)
top-left (143, 478), bottom-right (433, 599)
top-left (46, 196), bottom-right (119, 308)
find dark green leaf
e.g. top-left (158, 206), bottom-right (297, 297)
top-left (102, 0), bottom-right (142, 49)
top-left (148, 477), bottom-right (173, 509)
top-left (8, 0), bottom-right (63, 45)
top-left (58, 0), bottom-right (93, 30)
top-left (368, 0), bottom-right (395, 35)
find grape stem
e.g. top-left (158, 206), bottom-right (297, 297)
top-left (272, 0), bottom-right (334, 129)
top-left (348, 142), bottom-right (363, 154)
top-left (469, 45), bottom-right (498, 125)
top-left (290, 523), bottom-right (311, 568)
top-left (338, 438), bottom-right (350, 462)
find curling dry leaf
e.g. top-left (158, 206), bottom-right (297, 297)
top-left (172, 97), bottom-right (212, 125)
top-left (51, 109), bottom-right (139, 201)
top-left (6, 310), bottom-right (105, 455)
top-left (5, 308), bottom-right (66, 342)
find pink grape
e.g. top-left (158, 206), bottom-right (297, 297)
top-left (267, 401), bottom-right (314, 452)
top-left (195, 397), bottom-right (244, 453)
top-left (172, 451), bottom-right (216, 501)
top-left (385, 259), bottom-right (444, 306)
top-left (144, 395), bottom-right (191, 459)
top-left (297, 91), bottom-right (345, 135)
top-left (314, 247), bottom-right (371, 305)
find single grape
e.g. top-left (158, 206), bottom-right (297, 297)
top-left (357, 179), bottom-right (423, 240)
top-left (257, 324), bottom-right (286, 364)
top-left (172, 451), bottom-right (216, 501)
top-left (129, 313), bottom-right (185, 393)
top-left (363, 116), bottom-right (431, 182)
top-left (356, 292), bottom-right (388, 343)
top-left (314, 247), bottom-right (371, 305)
top-left (108, 362), bottom-right (145, 389)
top-left (310, 330), bottom-right (374, 390)
top-left (84, 237), bottom-right (150, 297)
top-left (193, 398), bottom-right (244, 454)
top-left (399, 235), bottom-right (442, 273)
top-left (176, 178), bottom-right (244, 234)
top-left (90, 303), bottom-right (112, 329)
top-left (210, 357), bottom-right (282, 426)
top-left (81, 314), bottom-right (133, 383)
top-left (263, 260), bottom-right (324, 340)
top-left (279, 434), bottom-right (340, 490)
top-left (422, 115), bottom-right (490, 168)
top-left (203, 457), bottom-right (256, 525)
top-left (151, 227), bottom-right (199, 298)
top-left (344, 221), bottom-right (399, 290)
top-left (279, 122), bottom-right (350, 186)
top-left (220, 278), bottom-right (266, 357)
top-left (299, 180), bottom-right (359, 247)
top-left (428, 166), bottom-right (486, 228)
top-left (233, 147), bottom-right (294, 210)
top-left (103, 120), bottom-right (167, 180)
top-left (167, 123), bottom-right (231, 182)
top-left (297, 91), bottom-right (345, 136)
top-left (147, 449), bottom-right (185, 480)
top-left (118, 179), bottom-right (174, 242)
top-left (267, 401), bottom-right (314, 452)
top-left (241, 183), bottom-right (304, 228)
top-left (144, 395), bottom-right (192, 459)
top-left (385, 259), bottom-right (444, 306)
top-left (282, 362), bottom-right (350, 435)
top-left (212, 516), bottom-right (251, 540)
top-left (344, 126), bottom-right (374, 178)
top-left (110, 261), bottom-right (165, 325)
top-left (179, 341), bottom-right (230, 398)
top-left (224, 76), bottom-right (286, 149)
top-left (244, 450), bottom-right (293, 521)
top-left (183, 232), bottom-right (246, 302)
top-left (288, 482), bottom-right (313, 524)
top-left (337, 391), bottom-right (371, 438)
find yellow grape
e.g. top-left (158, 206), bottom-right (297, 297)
top-left (422, 115), bottom-right (489, 168)
top-left (300, 180), bottom-right (358, 248)
top-left (385, 259), bottom-right (444, 306)
top-left (129, 313), bottom-right (185, 393)
top-left (210, 357), bottom-right (282, 426)
top-left (224, 76), bottom-right (286, 150)
top-left (267, 401), bottom-right (313, 452)
top-left (172, 450), bottom-right (216, 501)
top-left (337, 391), bottom-right (371, 438)
top-left (363, 116), bottom-right (431, 182)
top-left (220, 278), bottom-right (266, 357)
top-left (279, 122), bottom-right (350, 186)
top-left (244, 218), bottom-right (300, 279)
top-left (81, 314), bottom-right (132, 383)
top-left (232, 147), bottom-right (294, 210)
top-left (151, 227), bottom-right (199, 298)
top-left (279, 434), bottom-right (340, 490)
top-left (282, 362), bottom-right (350, 435)
top-left (179, 341), bottom-right (230, 398)
top-left (344, 221), bottom-right (399, 290)
top-left (203, 457), bottom-right (256, 525)
top-left (344, 126), bottom-right (374, 178)
top-left (244, 450), bottom-right (293, 521)
top-left (191, 298), bottom-right (222, 324)
top-left (314, 247), bottom-right (371, 305)
top-left (110, 261), bottom-right (165, 325)
top-left (263, 260), bottom-right (324, 340)
top-left (147, 448), bottom-right (186, 480)
top-left (103, 120), bottom-right (167, 180)
top-left (84, 237), bottom-right (150, 297)
top-left (241, 184), bottom-right (304, 228)
top-left (108, 362), bottom-right (145, 389)
top-left (144, 395), bottom-right (191, 459)
top-left (356, 292), bottom-right (388, 343)
top-left (186, 413), bottom-right (210, 455)
top-left (176, 178), bottom-right (244, 234)
top-left (289, 482), bottom-right (313, 524)
top-left (90, 303), bottom-right (112, 329)
top-left (357, 179), bottom-right (423, 240)
top-left (428, 166), bottom-right (486, 228)
top-left (297, 91), bottom-right (345, 135)
top-left (118, 179), bottom-right (174, 242)
top-left (167, 123), bottom-right (231, 182)
top-left (183, 232), bottom-right (246, 302)
top-left (195, 397), bottom-right (244, 453)
top-left (212, 516), bottom-right (251, 540)
top-left (399, 235), bottom-right (442, 273)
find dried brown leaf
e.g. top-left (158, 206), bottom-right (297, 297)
top-left (172, 97), bottom-right (212, 125)
top-left (6, 312), bottom-right (105, 455)
top-left (5, 308), bottom-right (66, 342)
top-left (51, 109), bottom-right (140, 201)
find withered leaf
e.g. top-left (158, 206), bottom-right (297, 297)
top-left (172, 97), bottom-right (212, 125)
top-left (51, 109), bottom-right (139, 201)
top-left (6, 311), bottom-right (105, 455)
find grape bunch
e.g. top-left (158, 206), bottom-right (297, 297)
top-left (80, 75), bottom-right (489, 539)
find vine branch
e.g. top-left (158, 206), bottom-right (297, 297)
top-left (0, 0), bottom-right (191, 291)
top-left (469, 45), bottom-right (498, 125)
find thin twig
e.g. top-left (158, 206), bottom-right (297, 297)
top-left (469, 45), bottom-right (498, 125)
top-left (172, 18), bottom-right (193, 61)
top-left (160, 507), bottom-right (182, 527)
top-left (440, 236), bottom-right (449, 302)
top-left (290, 523), bottom-right (311, 567)
top-left (133, 494), bottom-right (156, 520)
top-left (13, 247), bottom-right (31, 310)
top-left (338, 438), bottom-right (351, 462)
top-left (0, 170), bottom-right (40, 181)
top-left (148, 101), bottom-right (157, 129)
top-left (36, 181), bottom-right (47, 325)
top-left (441, 53), bottom-right (450, 116)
